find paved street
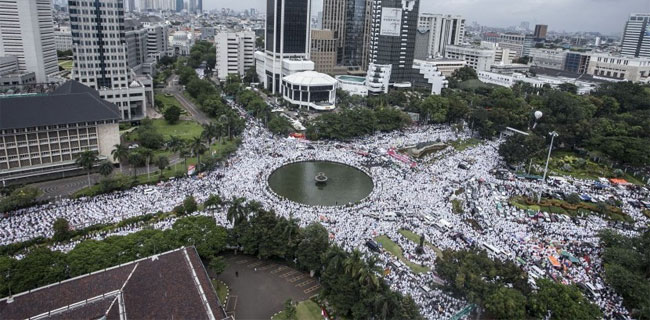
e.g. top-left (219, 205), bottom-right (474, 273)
top-left (164, 75), bottom-right (211, 124)
top-left (218, 254), bottom-right (319, 320)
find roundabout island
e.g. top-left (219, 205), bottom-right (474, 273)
top-left (267, 160), bottom-right (373, 206)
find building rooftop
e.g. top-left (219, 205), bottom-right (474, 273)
top-left (0, 81), bottom-right (120, 130)
top-left (336, 75), bottom-right (366, 83)
top-left (284, 71), bottom-right (337, 86)
top-left (0, 247), bottom-right (228, 320)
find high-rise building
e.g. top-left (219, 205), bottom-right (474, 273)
top-left (257, 0), bottom-right (313, 93)
top-left (533, 24), bottom-right (548, 39)
top-left (415, 13), bottom-right (465, 59)
top-left (55, 26), bottom-right (73, 52)
top-left (342, 0), bottom-right (372, 68)
top-left (322, 0), bottom-right (347, 63)
top-left (68, 0), bottom-right (152, 120)
top-left (215, 31), bottom-right (255, 81)
top-left (368, 0), bottom-right (420, 84)
top-left (311, 29), bottom-right (337, 74)
top-left (197, 0), bottom-right (202, 13)
top-left (0, 0), bottom-right (58, 83)
top-left (146, 23), bottom-right (171, 60)
top-left (621, 13), bottom-right (650, 58)
top-left (176, 0), bottom-right (183, 12)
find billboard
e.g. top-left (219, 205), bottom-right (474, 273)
top-left (380, 8), bottom-right (402, 37)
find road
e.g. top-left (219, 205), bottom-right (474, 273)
top-left (164, 75), bottom-right (211, 124)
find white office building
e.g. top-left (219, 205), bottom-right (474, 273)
top-left (0, 0), bottom-right (58, 83)
top-left (366, 63), bottom-right (392, 94)
top-left (69, 0), bottom-right (152, 121)
top-left (171, 31), bottom-right (194, 56)
top-left (55, 26), bottom-right (73, 52)
top-left (281, 71), bottom-right (337, 111)
top-left (416, 13), bottom-right (465, 59)
top-left (621, 13), bottom-right (650, 58)
top-left (444, 45), bottom-right (495, 71)
top-left (256, 0), bottom-right (313, 93)
top-left (215, 31), bottom-right (255, 81)
top-left (587, 53), bottom-right (650, 82)
top-left (412, 60), bottom-right (448, 95)
top-left (528, 48), bottom-right (568, 70)
top-left (146, 23), bottom-right (170, 60)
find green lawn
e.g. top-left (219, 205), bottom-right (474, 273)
top-left (155, 93), bottom-right (183, 110)
top-left (451, 199), bottom-right (464, 214)
top-left (58, 59), bottom-right (73, 70)
top-left (398, 229), bottom-right (444, 259)
top-left (272, 300), bottom-right (321, 320)
top-left (532, 151), bottom-right (645, 186)
top-left (375, 235), bottom-right (430, 273)
top-left (509, 196), bottom-right (633, 223)
top-left (150, 119), bottom-right (203, 140)
top-left (449, 138), bottom-right (481, 151)
top-left (211, 279), bottom-right (228, 303)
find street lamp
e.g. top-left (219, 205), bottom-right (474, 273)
top-left (532, 110), bottom-right (543, 129)
top-left (538, 131), bottom-right (558, 203)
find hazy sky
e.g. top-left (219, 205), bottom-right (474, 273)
top-left (203, 0), bottom-right (650, 34)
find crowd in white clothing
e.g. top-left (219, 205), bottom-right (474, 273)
top-left (1, 112), bottom-right (648, 319)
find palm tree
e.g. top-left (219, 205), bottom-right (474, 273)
top-left (111, 144), bottom-right (129, 173)
top-left (97, 160), bottom-right (114, 178)
top-left (190, 136), bottom-right (207, 172)
top-left (138, 148), bottom-right (154, 181)
top-left (167, 136), bottom-right (185, 174)
top-left (201, 123), bottom-right (219, 145)
top-left (218, 114), bottom-right (230, 140)
top-left (155, 155), bottom-right (169, 179)
top-left (179, 147), bottom-right (191, 175)
top-left (357, 255), bottom-right (381, 290)
top-left (343, 249), bottom-right (365, 278)
top-left (75, 150), bottom-right (98, 187)
top-left (227, 197), bottom-right (248, 226)
top-left (127, 151), bottom-right (143, 178)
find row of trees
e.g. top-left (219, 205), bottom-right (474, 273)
top-left (599, 230), bottom-right (650, 319)
top-left (0, 215), bottom-right (227, 297)
top-left (226, 197), bottom-right (422, 319)
top-left (436, 249), bottom-right (602, 319)
top-left (230, 78), bottom-right (293, 135)
top-left (306, 106), bottom-right (411, 141)
top-left (1, 195), bottom-right (422, 319)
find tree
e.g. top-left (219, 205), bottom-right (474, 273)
top-left (163, 105), bottom-right (182, 124)
top-left (97, 160), bottom-right (114, 178)
top-left (296, 223), bottom-right (330, 274)
top-left (283, 299), bottom-right (297, 320)
top-left (227, 197), bottom-right (248, 226)
top-left (498, 133), bottom-right (545, 165)
top-left (127, 151), bottom-right (143, 177)
top-left (155, 155), bottom-right (170, 178)
top-left (528, 279), bottom-right (601, 320)
top-left (171, 216), bottom-right (227, 258)
top-left (418, 95), bottom-right (448, 123)
top-left (190, 136), bottom-right (208, 171)
top-left (484, 287), bottom-right (527, 319)
top-left (209, 256), bottom-right (227, 276)
top-left (167, 136), bottom-right (185, 173)
top-left (139, 148), bottom-right (154, 181)
top-left (567, 193), bottom-right (581, 205)
top-left (183, 195), bottom-right (198, 214)
top-left (558, 83), bottom-right (578, 94)
top-left (52, 218), bottom-right (71, 242)
top-left (111, 144), bottom-right (129, 173)
top-left (75, 150), bottom-right (98, 187)
top-left (204, 194), bottom-right (222, 210)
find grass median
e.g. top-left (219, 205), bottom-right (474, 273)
top-left (375, 234), bottom-right (430, 273)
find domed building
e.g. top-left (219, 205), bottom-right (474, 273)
top-left (281, 71), bottom-right (337, 111)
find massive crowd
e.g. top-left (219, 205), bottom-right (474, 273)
top-left (1, 111), bottom-right (648, 319)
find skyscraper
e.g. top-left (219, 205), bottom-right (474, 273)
top-left (176, 0), bottom-right (184, 12)
top-left (68, 0), bottom-right (150, 120)
top-left (322, 0), bottom-right (346, 63)
top-left (621, 13), bottom-right (650, 58)
top-left (533, 24), bottom-right (548, 40)
top-left (0, 0), bottom-right (58, 83)
top-left (368, 0), bottom-right (419, 84)
top-left (342, 0), bottom-right (372, 68)
top-left (415, 13), bottom-right (465, 59)
top-left (257, 0), bottom-right (313, 93)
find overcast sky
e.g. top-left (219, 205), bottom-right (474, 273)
top-left (203, 0), bottom-right (650, 34)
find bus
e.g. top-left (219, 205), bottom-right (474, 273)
top-left (482, 242), bottom-right (502, 255)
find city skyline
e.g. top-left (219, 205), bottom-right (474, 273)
top-left (203, 0), bottom-right (650, 34)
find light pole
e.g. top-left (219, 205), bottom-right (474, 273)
top-left (538, 131), bottom-right (558, 203)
